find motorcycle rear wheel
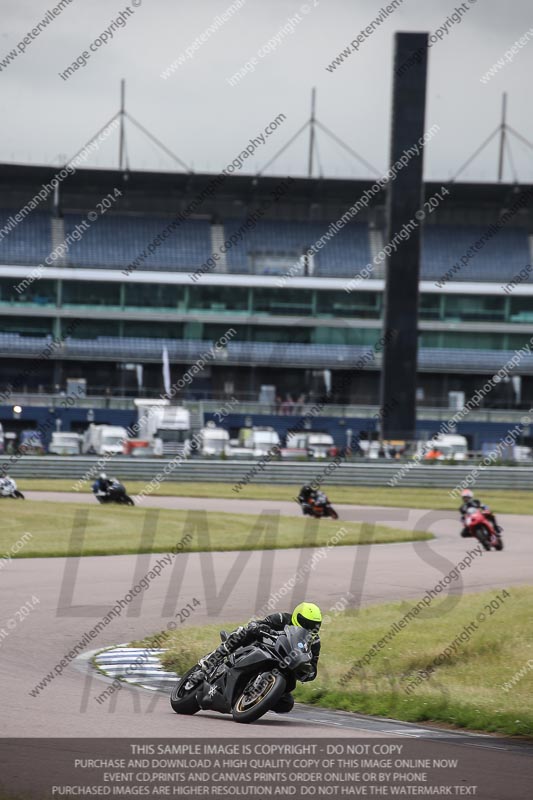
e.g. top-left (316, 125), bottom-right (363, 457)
top-left (170, 666), bottom-right (202, 715)
top-left (232, 671), bottom-right (286, 724)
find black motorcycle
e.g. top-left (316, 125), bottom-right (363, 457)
top-left (170, 625), bottom-right (314, 724)
top-left (95, 481), bottom-right (135, 506)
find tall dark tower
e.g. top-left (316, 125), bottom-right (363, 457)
top-left (379, 32), bottom-right (429, 440)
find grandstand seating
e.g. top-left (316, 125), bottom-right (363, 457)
top-left (0, 211), bottom-right (51, 265)
top-left (0, 207), bottom-right (531, 284)
top-left (417, 347), bottom-right (533, 372)
top-left (420, 225), bottom-right (531, 282)
top-left (1, 332), bottom-right (533, 374)
top-left (62, 214), bottom-right (212, 270)
top-left (224, 219), bottom-right (371, 277)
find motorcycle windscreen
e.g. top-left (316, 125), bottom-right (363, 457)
top-left (275, 625), bottom-right (313, 670)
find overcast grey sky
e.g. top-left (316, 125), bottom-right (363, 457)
top-left (1, 0), bottom-right (532, 182)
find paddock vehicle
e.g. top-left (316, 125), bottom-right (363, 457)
top-left (198, 423), bottom-right (231, 457)
top-left (82, 424), bottom-right (127, 456)
top-left (49, 432), bottom-right (81, 455)
top-left (285, 431), bottom-right (336, 459)
top-left (19, 430), bottom-right (45, 455)
top-left (418, 433), bottom-right (468, 461)
top-left (134, 399), bottom-right (191, 457)
top-left (170, 625), bottom-right (314, 724)
top-left (231, 426), bottom-right (280, 458)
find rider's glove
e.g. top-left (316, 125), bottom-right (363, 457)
top-left (298, 664), bottom-right (316, 682)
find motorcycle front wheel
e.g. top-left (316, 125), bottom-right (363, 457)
top-left (170, 666), bottom-right (202, 715)
top-left (327, 506), bottom-right (339, 520)
top-left (13, 491), bottom-right (25, 499)
top-left (232, 671), bottom-right (286, 724)
top-left (123, 495), bottom-right (135, 506)
top-left (474, 525), bottom-right (491, 551)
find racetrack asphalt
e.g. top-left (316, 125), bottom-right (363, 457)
top-left (1, 492), bottom-right (532, 785)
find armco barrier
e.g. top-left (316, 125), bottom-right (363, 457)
top-left (5, 457), bottom-right (533, 490)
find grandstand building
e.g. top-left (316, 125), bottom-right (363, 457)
top-left (1, 163), bottom-right (533, 425)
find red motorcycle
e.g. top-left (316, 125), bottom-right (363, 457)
top-left (463, 506), bottom-right (503, 551)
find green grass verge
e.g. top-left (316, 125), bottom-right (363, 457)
top-left (1, 501), bottom-right (431, 558)
top-left (18, 479), bottom-right (533, 514)
top-left (142, 586), bottom-right (533, 738)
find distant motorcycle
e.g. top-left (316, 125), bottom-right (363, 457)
top-left (463, 506), bottom-right (503, 551)
top-left (171, 625), bottom-right (315, 724)
top-left (298, 491), bottom-right (339, 520)
top-left (95, 480), bottom-right (134, 506)
top-left (0, 477), bottom-right (24, 499)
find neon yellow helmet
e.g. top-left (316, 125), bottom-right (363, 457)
top-left (292, 602), bottom-right (322, 632)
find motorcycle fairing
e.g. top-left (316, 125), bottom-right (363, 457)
top-left (195, 625), bottom-right (312, 714)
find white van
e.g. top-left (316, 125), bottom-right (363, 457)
top-left (199, 424), bottom-right (230, 457)
top-left (417, 434), bottom-right (468, 461)
top-left (285, 432), bottom-right (335, 459)
top-left (82, 424), bottom-right (128, 456)
top-left (232, 427), bottom-right (280, 458)
top-left (49, 432), bottom-right (81, 455)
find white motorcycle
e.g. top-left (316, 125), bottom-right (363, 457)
top-left (0, 477), bottom-right (24, 499)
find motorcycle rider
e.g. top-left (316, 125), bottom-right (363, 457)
top-left (92, 472), bottom-right (112, 497)
top-left (199, 602), bottom-right (322, 713)
top-left (459, 488), bottom-right (502, 537)
top-left (298, 484), bottom-right (319, 515)
top-left (0, 474), bottom-right (23, 499)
